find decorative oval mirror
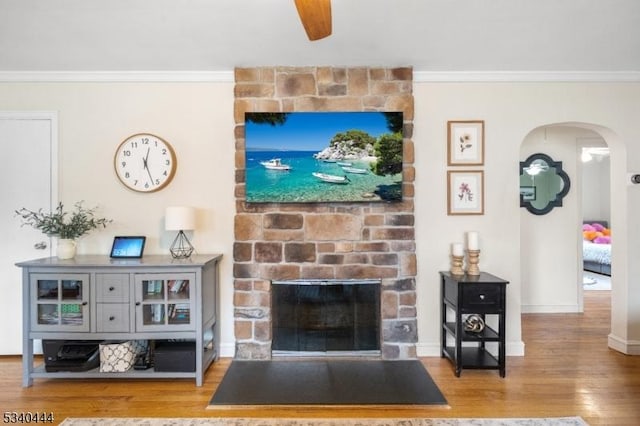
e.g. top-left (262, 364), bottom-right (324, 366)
top-left (519, 153), bottom-right (570, 215)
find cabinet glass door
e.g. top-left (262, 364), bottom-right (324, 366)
top-left (31, 274), bottom-right (89, 332)
top-left (167, 279), bottom-right (191, 325)
top-left (135, 274), bottom-right (195, 331)
top-left (141, 279), bottom-right (165, 325)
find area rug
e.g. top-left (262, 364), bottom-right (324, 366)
top-left (59, 417), bottom-right (590, 426)
top-left (208, 360), bottom-right (447, 406)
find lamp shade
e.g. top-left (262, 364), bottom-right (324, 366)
top-left (165, 206), bottom-right (196, 231)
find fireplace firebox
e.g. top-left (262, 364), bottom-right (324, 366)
top-left (272, 279), bottom-right (381, 356)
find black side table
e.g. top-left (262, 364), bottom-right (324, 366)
top-left (440, 271), bottom-right (509, 377)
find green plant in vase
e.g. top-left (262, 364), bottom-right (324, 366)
top-left (15, 201), bottom-right (112, 259)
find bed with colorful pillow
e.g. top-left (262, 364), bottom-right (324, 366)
top-left (582, 221), bottom-right (611, 276)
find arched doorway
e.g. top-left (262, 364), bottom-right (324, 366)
top-left (519, 122), bottom-right (629, 353)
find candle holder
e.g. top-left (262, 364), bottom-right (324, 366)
top-left (466, 249), bottom-right (481, 276)
top-left (450, 254), bottom-right (464, 276)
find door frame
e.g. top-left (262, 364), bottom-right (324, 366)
top-left (1, 111), bottom-right (58, 354)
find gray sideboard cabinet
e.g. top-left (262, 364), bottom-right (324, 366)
top-left (16, 254), bottom-right (222, 387)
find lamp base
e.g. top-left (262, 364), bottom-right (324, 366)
top-left (170, 230), bottom-right (194, 259)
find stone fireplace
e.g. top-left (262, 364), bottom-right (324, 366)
top-left (233, 66), bottom-right (416, 360)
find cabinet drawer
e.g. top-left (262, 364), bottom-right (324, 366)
top-left (97, 274), bottom-right (129, 303)
top-left (96, 304), bottom-right (130, 332)
top-left (461, 284), bottom-right (502, 311)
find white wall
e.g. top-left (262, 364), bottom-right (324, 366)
top-left (413, 82), bottom-right (640, 356)
top-left (519, 126), bottom-right (583, 313)
top-left (2, 79), bottom-right (640, 357)
top-left (0, 82), bottom-right (237, 355)
top-left (582, 147), bottom-right (611, 223)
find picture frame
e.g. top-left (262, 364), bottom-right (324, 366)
top-left (447, 171), bottom-right (484, 215)
top-left (447, 120), bottom-right (484, 166)
top-left (520, 186), bottom-right (536, 201)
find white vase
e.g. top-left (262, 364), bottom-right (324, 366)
top-left (57, 239), bottom-right (77, 259)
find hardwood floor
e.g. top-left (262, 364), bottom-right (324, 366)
top-left (1, 291), bottom-right (639, 425)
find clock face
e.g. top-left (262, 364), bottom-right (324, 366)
top-left (114, 133), bottom-right (177, 193)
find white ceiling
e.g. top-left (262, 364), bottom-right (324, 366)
top-left (1, 0), bottom-right (639, 74)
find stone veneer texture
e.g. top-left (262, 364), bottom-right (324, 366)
top-left (233, 67), bottom-right (416, 360)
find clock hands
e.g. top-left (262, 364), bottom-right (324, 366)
top-left (143, 147), bottom-right (154, 186)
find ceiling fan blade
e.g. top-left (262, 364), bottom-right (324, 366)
top-left (294, 0), bottom-right (332, 41)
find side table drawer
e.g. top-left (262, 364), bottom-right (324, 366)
top-left (97, 304), bottom-right (130, 332)
top-left (97, 274), bottom-right (130, 303)
top-left (461, 284), bottom-right (502, 311)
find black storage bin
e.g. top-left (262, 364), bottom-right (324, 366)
top-left (154, 341), bottom-right (196, 372)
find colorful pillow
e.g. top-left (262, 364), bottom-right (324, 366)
top-left (594, 236), bottom-right (611, 244)
top-left (583, 222), bottom-right (612, 242)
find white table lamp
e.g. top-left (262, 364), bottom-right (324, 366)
top-left (165, 206), bottom-right (196, 259)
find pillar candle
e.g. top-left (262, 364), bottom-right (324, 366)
top-left (467, 231), bottom-right (479, 250)
top-left (451, 243), bottom-right (464, 256)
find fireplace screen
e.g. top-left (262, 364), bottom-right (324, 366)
top-left (272, 279), bottom-right (381, 354)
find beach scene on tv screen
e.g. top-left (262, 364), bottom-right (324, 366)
top-left (245, 111), bottom-right (403, 203)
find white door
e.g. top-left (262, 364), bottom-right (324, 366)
top-left (0, 112), bottom-right (57, 354)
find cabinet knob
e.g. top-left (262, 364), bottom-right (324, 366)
top-left (479, 294), bottom-right (485, 300)
top-left (109, 316), bottom-right (115, 321)
top-left (109, 286), bottom-right (115, 291)
top-left (82, 301), bottom-right (88, 306)
top-left (135, 302), bottom-right (141, 306)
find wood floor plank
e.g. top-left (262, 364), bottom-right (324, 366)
top-left (1, 291), bottom-right (639, 425)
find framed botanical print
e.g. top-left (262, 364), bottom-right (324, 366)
top-left (447, 170), bottom-right (484, 215)
top-left (447, 120), bottom-right (484, 166)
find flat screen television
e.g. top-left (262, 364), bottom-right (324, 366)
top-left (244, 111), bottom-right (403, 203)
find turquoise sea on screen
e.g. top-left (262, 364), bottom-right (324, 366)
top-left (245, 151), bottom-right (402, 203)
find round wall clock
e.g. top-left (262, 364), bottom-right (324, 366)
top-left (114, 133), bottom-right (177, 193)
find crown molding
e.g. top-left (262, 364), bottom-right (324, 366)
top-left (0, 70), bottom-right (638, 83)
top-left (0, 70), bottom-right (234, 82)
top-left (413, 70), bottom-right (640, 82)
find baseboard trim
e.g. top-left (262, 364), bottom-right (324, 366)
top-left (415, 342), bottom-right (441, 357)
top-left (416, 340), bottom-right (525, 357)
top-left (521, 304), bottom-right (581, 313)
top-left (219, 342), bottom-right (236, 358)
top-left (608, 333), bottom-right (640, 355)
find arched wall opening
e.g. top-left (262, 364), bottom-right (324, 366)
top-left (519, 122), bottom-right (631, 354)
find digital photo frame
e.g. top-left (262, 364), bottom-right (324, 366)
top-left (110, 236), bottom-right (146, 259)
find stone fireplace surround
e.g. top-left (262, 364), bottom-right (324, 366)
top-left (233, 66), bottom-right (416, 360)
